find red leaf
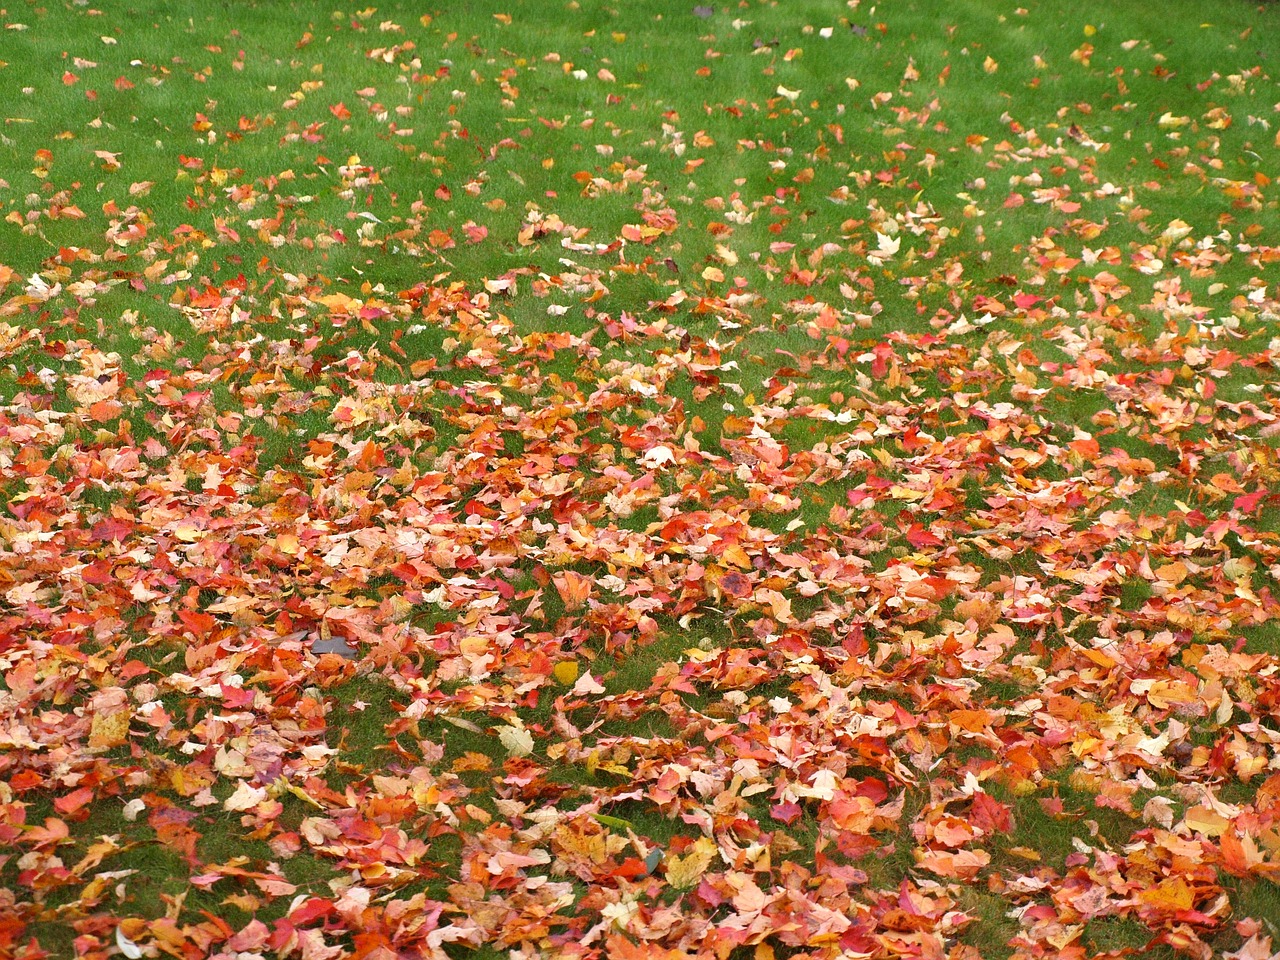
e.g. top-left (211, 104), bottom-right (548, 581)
top-left (1234, 491), bottom-right (1267, 513)
top-left (904, 524), bottom-right (943, 549)
top-left (771, 801), bottom-right (802, 824)
top-left (53, 788), bottom-right (94, 816)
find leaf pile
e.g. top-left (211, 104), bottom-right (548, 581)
top-left (2, 2), bottom-right (1280, 958)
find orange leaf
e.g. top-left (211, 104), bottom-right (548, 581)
top-left (1221, 828), bottom-right (1265, 876)
top-left (54, 787), bottom-right (94, 816)
top-left (553, 571), bottom-right (592, 611)
top-left (87, 399), bottom-right (123, 422)
top-left (1138, 877), bottom-right (1194, 913)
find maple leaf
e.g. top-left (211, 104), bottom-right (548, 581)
top-left (663, 837), bottom-right (717, 889)
top-left (867, 231), bottom-right (900, 263)
top-left (552, 570), bottom-right (592, 611)
top-left (497, 724), bottom-right (535, 758)
top-left (223, 783), bottom-right (268, 813)
top-left (7, 4), bottom-right (1280, 956)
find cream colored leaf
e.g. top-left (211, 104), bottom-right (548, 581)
top-left (121, 798), bottom-right (146, 822)
top-left (497, 724), bottom-right (535, 758)
top-left (116, 927), bottom-right (144, 960)
top-left (223, 781), bottom-right (268, 812)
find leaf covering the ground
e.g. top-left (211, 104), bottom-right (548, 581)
top-left (2, 1), bottom-right (1280, 959)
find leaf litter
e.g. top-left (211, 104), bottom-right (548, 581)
top-left (1, 1), bottom-right (1280, 959)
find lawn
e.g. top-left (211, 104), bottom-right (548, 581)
top-left (2, 0), bottom-right (1280, 957)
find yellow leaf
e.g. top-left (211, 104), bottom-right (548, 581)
top-left (553, 660), bottom-right (580, 686)
top-left (1183, 805), bottom-right (1229, 837)
top-left (1138, 877), bottom-right (1194, 912)
top-left (286, 783), bottom-right (324, 809)
top-left (888, 485), bottom-right (926, 501)
top-left (89, 709), bottom-right (131, 749)
top-left (664, 837), bottom-right (717, 889)
top-left (555, 824), bottom-right (608, 864)
top-left (871, 447), bottom-right (895, 467)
